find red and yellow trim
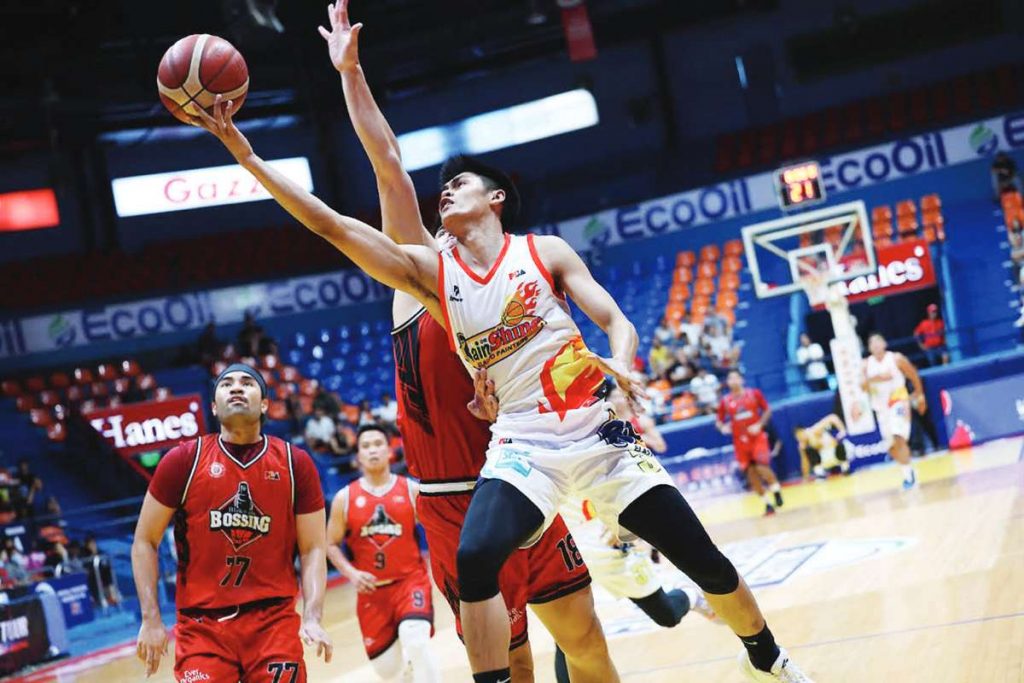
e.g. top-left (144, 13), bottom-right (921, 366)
top-left (453, 233), bottom-right (511, 285)
top-left (437, 253), bottom-right (457, 352)
top-left (527, 233), bottom-right (565, 300)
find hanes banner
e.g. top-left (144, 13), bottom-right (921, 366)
top-left (86, 394), bottom-right (207, 456)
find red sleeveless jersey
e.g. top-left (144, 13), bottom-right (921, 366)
top-left (344, 475), bottom-right (424, 582)
top-left (173, 435), bottom-right (299, 610)
top-left (391, 308), bottom-right (490, 482)
top-left (717, 388), bottom-right (769, 445)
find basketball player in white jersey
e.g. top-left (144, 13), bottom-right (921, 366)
top-left (191, 70), bottom-right (812, 683)
top-left (863, 333), bottom-right (926, 489)
top-left (794, 413), bottom-right (851, 480)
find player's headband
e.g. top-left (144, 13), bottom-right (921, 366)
top-left (213, 363), bottom-right (267, 398)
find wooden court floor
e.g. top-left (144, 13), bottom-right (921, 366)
top-left (19, 437), bottom-right (1024, 682)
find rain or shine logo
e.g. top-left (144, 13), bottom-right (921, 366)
top-left (457, 281), bottom-right (546, 369)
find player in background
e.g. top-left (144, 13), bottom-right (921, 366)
top-left (327, 424), bottom-right (440, 682)
top-left (546, 387), bottom-right (717, 683)
top-left (132, 363), bottom-right (332, 681)
top-left (716, 371), bottom-right (784, 516)
top-left (863, 333), bottom-right (926, 489)
top-left (319, 4), bottom-right (612, 681)
top-left (794, 413), bottom-right (851, 480)
top-left (191, 55), bottom-right (813, 683)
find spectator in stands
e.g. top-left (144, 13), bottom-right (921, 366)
top-left (304, 406), bottom-right (344, 455)
top-left (357, 400), bottom-right (376, 426)
top-left (14, 459), bottom-right (42, 510)
top-left (0, 497), bottom-right (16, 525)
top-left (236, 312), bottom-right (266, 358)
top-left (653, 317), bottom-right (674, 345)
top-left (1011, 240), bottom-right (1024, 328)
top-left (122, 376), bottom-right (148, 403)
top-left (81, 536), bottom-right (121, 609)
top-left (690, 367), bottom-right (721, 415)
top-left (373, 392), bottom-right (399, 428)
top-left (704, 325), bottom-right (739, 369)
top-left (0, 539), bottom-right (29, 586)
top-left (796, 333), bottom-right (830, 392)
top-left (913, 304), bottom-right (949, 367)
top-left (647, 338), bottom-right (674, 379)
top-left (195, 322), bottom-right (224, 365)
top-left (991, 151), bottom-right (1020, 197)
top-left (312, 385), bottom-right (342, 417)
top-left (678, 314), bottom-right (702, 351)
top-left (667, 351), bottom-right (697, 386)
top-left (675, 331), bottom-right (700, 362)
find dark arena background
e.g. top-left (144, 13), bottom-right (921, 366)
top-left (1, 0), bottom-right (1022, 680)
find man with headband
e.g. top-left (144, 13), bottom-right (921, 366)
top-left (131, 362), bottom-right (333, 681)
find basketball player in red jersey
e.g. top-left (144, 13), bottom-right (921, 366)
top-left (131, 363), bottom-right (333, 680)
top-left (321, 5), bottom-right (609, 680)
top-left (192, 12), bottom-right (813, 678)
top-left (326, 423), bottom-right (440, 681)
top-left (716, 370), bottom-right (784, 516)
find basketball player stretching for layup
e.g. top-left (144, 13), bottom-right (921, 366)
top-left (191, 75), bottom-right (812, 683)
top-left (864, 333), bottom-right (926, 489)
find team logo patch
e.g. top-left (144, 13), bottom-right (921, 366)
top-left (209, 482), bottom-right (272, 551)
top-left (456, 281), bottom-right (545, 369)
top-left (361, 504), bottom-right (403, 549)
top-left (265, 470), bottom-right (280, 481)
top-left (178, 670), bottom-right (212, 682)
top-left (209, 462), bottom-right (225, 478)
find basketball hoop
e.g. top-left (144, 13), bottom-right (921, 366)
top-left (799, 266), bottom-right (830, 308)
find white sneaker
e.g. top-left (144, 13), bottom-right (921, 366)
top-left (738, 647), bottom-right (814, 682)
top-left (682, 587), bottom-right (717, 621)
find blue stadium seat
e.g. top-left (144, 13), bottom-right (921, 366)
top-left (317, 328), bottom-right (332, 344)
top-left (303, 361), bottom-right (323, 378)
top-left (358, 322), bottom-right (371, 336)
top-left (330, 357), bottom-right (347, 373)
top-left (286, 349), bottom-right (303, 365)
top-left (338, 325), bottom-right (352, 340)
top-left (323, 374), bottom-right (344, 392)
top-left (292, 332), bottom-right (307, 349)
top-left (360, 338), bottom-right (376, 352)
top-left (336, 341), bottom-right (353, 356)
top-left (310, 345), bottom-right (324, 360)
top-left (356, 353), bottom-right (371, 368)
top-left (373, 320), bottom-right (390, 335)
top-left (353, 372), bottom-right (369, 387)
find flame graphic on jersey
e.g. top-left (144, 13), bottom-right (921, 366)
top-left (537, 336), bottom-right (605, 420)
top-left (456, 280), bottom-right (546, 369)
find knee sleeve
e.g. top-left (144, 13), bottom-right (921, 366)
top-left (369, 641), bottom-right (404, 682)
top-left (619, 485), bottom-right (740, 595)
top-left (630, 588), bottom-right (689, 628)
top-left (457, 479), bottom-right (544, 603)
top-left (398, 620), bottom-right (439, 683)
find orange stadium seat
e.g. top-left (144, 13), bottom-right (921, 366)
top-left (697, 261), bottom-right (718, 279)
top-left (298, 395), bottom-right (314, 414)
top-left (49, 372), bottom-right (70, 389)
top-left (138, 374), bottom-right (158, 391)
top-left (672, 267), bottom-right (693, 284)
top-left (719, 272), bottom-right (740, 291)
top-left (275, 382), bottom-right (297, 400)
top-left (16, 396), bottom-right (36, 412)
top-left (675, 251), bottom-right (696, 268)
top-left (875, 236), bottom-right (894, 249)
top-left (699, 244), bottom-right (720, 262)
top-left (257, 369), bottom-right (275, 388)
top-left (299, 379), bottom-right (319, 397)
top-left (920, 194), bottom-right (941, 212)
top-left (154, 387), bottom-right (172, 401)
top-left (923, 218), bottom-right (946, 243)
top-left (691, 300), bottom-right (711, 317)
top-left (665, 303), bottom-right (686, 324)
top-left (38, 390), bottom-right (60, 407)
top-left (210, 360), bottom-right (228, 377)
top-left (65, 385), bottom-right (84, 403)
top-left (113, 378), bottom-right (130, 395)
top-left (721, 256), bottom-right (742, 274)
top-left (716, 308), bottom-right (736, 326)
top-left (279, 366), bottom-right (301, 383)
top-left (107, 396), bottom-right (122, 408)
top-left (694, 278), bottom-right (715, 297)
top-left (96, 363), bottom-right (118, 381)
top-left (25, 376), bottom-right (45, 393)
top-left (29, 408), bottom-right (54, 427)
top-left (79, 399), bottom-right (98, 413)
top-left (671, 394), bottom-right (699, 421)
top-left (872, 220), bottom-right (893, 239)
top-left (1, 380), bottom-right (20, 398)
top-left (896, 199), bottom-right (916, 218)
top-left (897, 214), bottom-right (919, 239)
top-left (717, 291), bottom-right (739, 310)
top-left (90, 382), bottom-right (109, 398)
top-left (723, 239), bottom-right (743, 257)
top-left (260, 354), bottom-right (279, 369)
top-left (667, 287), bottom-right (688, 305)
top-left (267, 401), bottom-right (289, 421)
top-left (120, 359), bottom-right (141, 377)
top-left (872, 206), bottom-right (892, 224)
top-left (47, 422), bottom-right (67, 443)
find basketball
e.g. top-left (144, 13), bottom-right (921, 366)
top-left (157, 34), bottom-right (249, 125)
top-left (503, 300), bottom-right (526, 326)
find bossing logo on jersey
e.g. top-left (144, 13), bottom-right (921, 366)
top-left (456, 281), bottom-right (546, 369)
top-left (360, 503), bottom-right (403, 549)
top-left (209, 482), bottom-right (272, 551)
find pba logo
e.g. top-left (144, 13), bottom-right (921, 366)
top-left (209, 482), bottom-right (272, 551)
top-left (968, 123), bottom-right (998, 156)
top-left (47, 314), bottom-right (76, 348)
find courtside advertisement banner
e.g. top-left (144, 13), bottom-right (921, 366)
top-left (822, 239), bottom-right (937, 307)
top-left (941, 373), bottom-right (1024, 449)
top-left (85, 394), bottom-right (207, 456)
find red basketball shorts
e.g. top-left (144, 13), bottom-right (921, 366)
top-left (175, 597), bottom-right (305, 683)
top-left (418, 494), bottom-right (591, 650)
top-left (357, 567), bottom-right (434, 659)
top-left (734, 432), bottom-right (771, 469)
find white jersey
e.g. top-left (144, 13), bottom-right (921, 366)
top-left (864, 351), bottom-right (908, 410)
top-left (439, 234), bottom-right (609, 444)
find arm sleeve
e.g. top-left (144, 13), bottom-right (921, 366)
top-left (291, 447), bottom-right (326, 514)
top-left (148, 442), bottom-right (199, 509)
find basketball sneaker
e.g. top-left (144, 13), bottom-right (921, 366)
top-left (901, 469), bottom-right (918, 490)
top-left (738, 647), bottom-right (813, 682)
top-left (812, 465), bottom-right (827, 480)
top-left (839, 461), bottom-right (851, 475)
top-left (773, 490), bottom-right (784, 507)
top-left (763, 504), bottom-right (776, 516)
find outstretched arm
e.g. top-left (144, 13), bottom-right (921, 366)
top-left (191, 98), bottom-right (440, 310)
top-left (319, 1), bottom-right (433, 248)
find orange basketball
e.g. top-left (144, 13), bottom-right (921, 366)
top-left (503, 300), bottom-right (527, 326)
top-left (157, 34), bottom-right (249, 125)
